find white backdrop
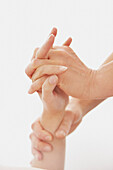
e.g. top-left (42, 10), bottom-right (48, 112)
top-left (0, 0), bottom-right (113, 169)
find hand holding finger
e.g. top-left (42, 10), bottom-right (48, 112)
top-left (25, 34), bottom-right (55, 78)
top-left (31, 65), bottom-right (68, 82)
top-left (30, 133), bottom-right (52, 152)
top-left (31, 119), bottom-right (53, 141)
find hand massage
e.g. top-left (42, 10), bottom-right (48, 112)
top-left (1, 27), bottom-right (113, 170)
top-left (24, 28), bottom-right (113, 170)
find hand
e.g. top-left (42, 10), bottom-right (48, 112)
top-left (30, 100), bottom-right (83, 161)
top-left (27, 44), bottom-right (96, 99)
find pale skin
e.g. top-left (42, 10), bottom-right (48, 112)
top-left (26, 42), bottom-right (113, 100)
top-left (30, 74), bottom-right (68, 170)
top-left (25, 28), bottom-right (113, 161)
top-left (29, 50), bottom-right (113, 161)
top-left (27, 28), bottom-right (73, 170)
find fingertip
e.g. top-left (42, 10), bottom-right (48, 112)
top-left (63, 37), bottom-right (72, 46)
top-left (28, 88), bottom-right (33, 94)
top-left (55, 130), bottom-right (66, 138)
top-left (50, 27), bottom-right (57, 37)
top-left (45, 135), bottom-right (53, 141)
top-left (48, 75), bottom-right (58, 85)
top-left (48, 34), bottom-right (55, 42)
top-left (35, 153), bottom-right (43, 161)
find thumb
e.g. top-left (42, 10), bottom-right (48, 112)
top-left (42, 75), bottom-right (58, 102)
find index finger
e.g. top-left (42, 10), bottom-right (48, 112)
top-left (25, 34), bottom-right (55, 78)
top-left (31, 27), bottom-right (57, 61)
top-left (36, 34), bottom-right (55, 59)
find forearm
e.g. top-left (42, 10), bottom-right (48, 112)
top-left (67, 97), bottom-right (104, 118)
top-left (70, 53), bottom-right (113, 116)
top-left (31, 111), bottom-right (65, 170)
top-left (77, 98), bottom-right (105, 116)
top-left (93, 60), bottom-right (113, 99)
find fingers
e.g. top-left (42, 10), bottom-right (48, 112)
top-left (68, 119), bottom-right (82, 135)
top-left (31, 28), bottom-right (57, 61)
top-left (55, 111), bottom-right (75, 138)
top-left (49, 27), bottom-right (57, 37)
top-left (31, 65), bottom-right (68, 82)
top-left (25, 34), bottom-right (55, 78)
top-left (30, 133), bottom-right (52, 152)
top-left (28, 76), bottom-right (47, 94)
top-left (36, 34), bottom-right (55, 59)
top-left (31, 147), bottom-right (43, 161)
top-left (31, 119), bottom-right (53, 141)
top-left (63, 37), bottom-right (72, 46)
top-left (42, 75), bottom-right (58, 101)
top-left (31, 47), bottom-right (39, 61)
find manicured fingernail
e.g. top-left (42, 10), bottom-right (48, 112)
top-left (59, 66), bottom-right (68, 71)
top-left (44, 146), bottom-right (51, 152)
top-left (48, 34), bottom-right (54, 40)
top-left (49, 75), bottom-right (58, 85)
top-left (45, 135), bottom-right (52, 141)
top-left (56, 130), bottom-right (66, 138)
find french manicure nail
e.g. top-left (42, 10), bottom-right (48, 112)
top-left (59, 66), bottom-right (68, 71)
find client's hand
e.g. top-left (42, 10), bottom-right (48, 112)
top-left (30, 75), bottom-right (69, 167)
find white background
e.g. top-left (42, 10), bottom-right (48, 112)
top-left (0, 0), bottom-right (113, 169)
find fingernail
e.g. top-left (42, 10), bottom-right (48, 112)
top-left (44, 146), bottom-right (51, 152)
top-left (49, 75), bottom-right (58, 85)
top-left (59, 66), bottom-right (68, 71)
top-left (45, 135), bottom-right (52, 141)
top-left (48, 34), bottom-right (54, 40)
top-left (35, 154), bottom-right (41, 161)
top-left (56, 130), bottom-right (66, 138)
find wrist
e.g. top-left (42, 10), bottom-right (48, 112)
top-left (82, 68), bottom-right (98, 99)
top-left (41, 109), bottom-right (65, 134)
top-left (91, 63), bottom-right (113, 99)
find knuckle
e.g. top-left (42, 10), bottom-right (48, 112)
top-left (31, 75), bottom-right (35, 82)
top-left (25, 67), bottom-right (29, 76)
top-left (29, 133), bottom-right (33, 140)
top-left (32, 58), bottom-right (38, 68)
top-left (31, 122), bottom-right (35, 130)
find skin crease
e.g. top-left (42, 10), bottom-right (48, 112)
top-left (27, 28), bottom-right (73, 169)
top-left (25, 28), bottom-right (113, 161)
top-left (30, 52), bottom-right (113, 161)
top-left (28, 46), bottom-right (94, 99)
top-left (30, 74), bottom-right (68, 170)
top-left (28, 46), bottom-right (113, 99)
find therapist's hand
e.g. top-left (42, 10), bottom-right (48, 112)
top-left (27, 45), bottom-right (96, 99)
top-left (30, 101), bottom-right (83, 161)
